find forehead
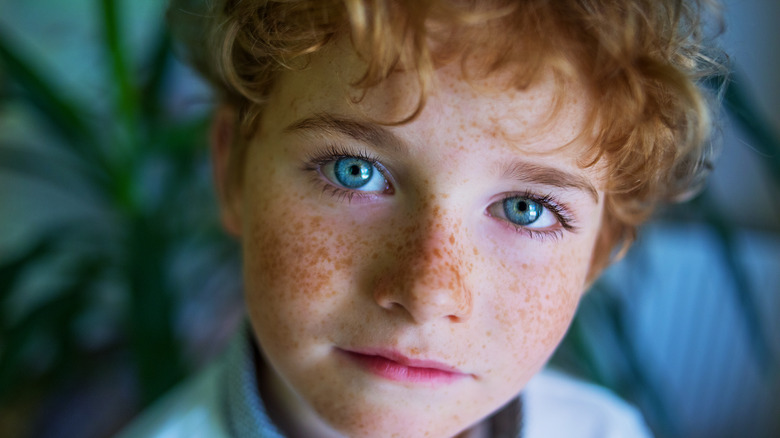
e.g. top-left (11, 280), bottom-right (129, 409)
top-left (265, 39), bottom-right (603, 184)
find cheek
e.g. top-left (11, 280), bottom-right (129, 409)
top-left (244, 210), bottom-right (331, 315)
top-left (482, 242), bottom-right (589, 381)
top-left (239, 173), bottom-right (379, 351)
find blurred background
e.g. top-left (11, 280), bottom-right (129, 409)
top-left (0, 1), bottom-right (777, 437)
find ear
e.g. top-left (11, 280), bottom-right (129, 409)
top-left (211, 104), bottom-right (243, 237)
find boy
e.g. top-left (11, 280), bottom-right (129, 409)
top-left (120, 0), bottom-right (723, 436)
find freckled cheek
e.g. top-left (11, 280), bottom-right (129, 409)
top-left (483, 248), bottom-right (587, 376)
top-left (240, 182), bottom-right (385, 344)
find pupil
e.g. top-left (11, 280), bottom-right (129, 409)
top-left (516, 201), bottom-right (528, 212)
top-left (350, 165), bottom-right (361, 176)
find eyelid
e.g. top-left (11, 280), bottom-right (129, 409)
top-left (487, 191), bottom-right (577, 234)
top-left (307, 144), bottom-right (392, 176)
top-left (302, 144), bottom-right (395, 196)
top-left (302, 145), bottom-right (579, 236)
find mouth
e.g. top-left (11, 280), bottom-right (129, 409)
top-left (337, 348), bottom-right (471, 385)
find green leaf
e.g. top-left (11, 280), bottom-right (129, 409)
top-left (140, 28), bottom-right (173, 126)
top-left (125, 217), bottom-right (187, 404)
top-left (0, 144), bottom-right (109, 200)
top-left (0, 29), bottom-right (106, 173)
top-left (0, 236), bottom-right (56, 305)
top-left (0, 258), bottom-right (103, 400)
top-left (100, 0), bottom-right (140, 151)
top-left (101, 0), bottom-right (138, 117)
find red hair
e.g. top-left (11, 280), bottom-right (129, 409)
top-left (170, 0), bottom-right (725, 275)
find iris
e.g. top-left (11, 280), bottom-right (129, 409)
top-left (502, 197), bottom-right (543, 226)
top-left (334, 157), bottom-right (374, 188)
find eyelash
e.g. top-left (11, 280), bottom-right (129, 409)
top-left (493, 191), bottom-right (577, 241)
top-left (301, 144), bottom-right (391, 202)
top-left (302, 146), bottom-right (577, 240)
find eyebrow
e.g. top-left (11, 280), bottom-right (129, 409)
top-left (284, 114), bottom-right (406, 154)
top-left (285, 113), bottom-right (599, 203)
top-left (501, 161), bottom-right (599, 203)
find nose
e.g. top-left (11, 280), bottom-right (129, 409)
top-left (372, 209), bottom-right (473, 324)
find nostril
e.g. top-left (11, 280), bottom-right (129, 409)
top-left (373, 276), bottom-right (473, 325)
top-left (445, 296), bottom-right (472, 324)
top-left (373, 287), bottom-right (396, 311)
top-left (446, 314), bottom-right (463, 323)
top-left (372, 276), bottom-right (407, 312)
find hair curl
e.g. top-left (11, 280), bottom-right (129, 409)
top-left (169, 0), bottom-right (726, 276)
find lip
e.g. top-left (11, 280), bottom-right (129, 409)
top-left (337, 348), bottom-right (471, 385)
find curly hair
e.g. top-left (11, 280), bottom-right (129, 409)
top-left (169, 0), bottom-right (726, 276)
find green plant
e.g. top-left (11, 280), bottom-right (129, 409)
top-left (0, 0), bottom-right (235, 414)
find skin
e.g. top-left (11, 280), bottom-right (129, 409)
top-left (215, 41), bottom-right (606, 438)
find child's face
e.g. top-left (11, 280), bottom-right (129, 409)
top-left (219, 41), bottom-right (605, 437)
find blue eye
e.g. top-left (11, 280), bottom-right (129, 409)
top-left (334, 157), bottom-right (373, 188)
top-left (323, 157), bottom-right (389, 192)
top-left (502, 197), bottom-right (543, 225)
top-left (487, 195), bottom-right (559, 230)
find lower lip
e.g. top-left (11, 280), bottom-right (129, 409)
top-left (339, 350), bottom-right (467, 385)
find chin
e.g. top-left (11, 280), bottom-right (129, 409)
top-left (307, 396), bottom-right (477, 438)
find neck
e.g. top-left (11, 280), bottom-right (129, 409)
top-left (253, 346), bottom-right (343, 438)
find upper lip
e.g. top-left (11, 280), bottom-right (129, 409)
top-left (341, 347), bottom-right (469, 375)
